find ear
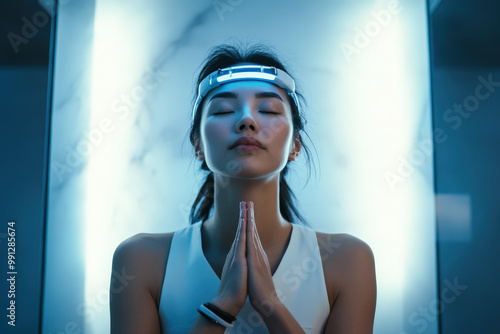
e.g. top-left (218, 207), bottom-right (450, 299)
top-left (194, 135), bottom-right (205, 161)
top-left (288, 133), bottom-right (302, 162)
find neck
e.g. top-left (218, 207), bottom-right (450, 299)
top-left (202, 173), bottom-right (290, 255)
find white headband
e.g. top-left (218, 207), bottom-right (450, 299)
top-left (192, 65), bottom-right (300, 119)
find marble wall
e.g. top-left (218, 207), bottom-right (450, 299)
top-left (43, 0), bottom-right (438, 333)
top-left (42, 0), bottom-right (94, 333)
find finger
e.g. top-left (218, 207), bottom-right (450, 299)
top-left (236, 201), bottom-right (246, 256)
top-left (255, 235), bottom-right (268, 268)
top-left (249, 201), bottom-right (260, 248)
top-left (228, 201), bottom-right (245, 264)
top-left (252, 211), bottom-right (263, 252)
top-left (247, 201), bottom-right (260, 264)
top-left (245, 201), bottom-right (255, 257)
top-left (249, 204), bottom-right (270, 269)
top-left (252, 227), bottom-right (264, 267)
top-left (235, 201), bottom-right (244, 242)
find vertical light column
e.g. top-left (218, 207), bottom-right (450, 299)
top-left (333, 2), bottom-right (437, 333)
top-left (86, 1), bottom-right (147, 332)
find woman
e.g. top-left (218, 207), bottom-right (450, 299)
top-left (110, 44), bottom-right (377, 333)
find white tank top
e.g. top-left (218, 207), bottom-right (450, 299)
top-left (158, 221), bottom-right (330, 333)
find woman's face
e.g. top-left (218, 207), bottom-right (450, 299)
top-left (195, 79), bottom-right (301, 180)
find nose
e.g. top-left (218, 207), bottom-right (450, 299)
top-left (235, 107), bottom-right (258, 133)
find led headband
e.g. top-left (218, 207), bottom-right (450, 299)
top-left (192, 65), bottom-right (300, 119)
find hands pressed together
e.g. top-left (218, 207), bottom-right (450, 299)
top-left (211, 201), bottom-right (281, 319)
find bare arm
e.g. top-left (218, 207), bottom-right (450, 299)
top-left (110, 232), bottom-right (235, 334)
top-left (256, 300), bottom-right (307, 333)
top-left (323, 236), bottom-right (377, 334)
top-left (109, 234), bottom-right (167, 334)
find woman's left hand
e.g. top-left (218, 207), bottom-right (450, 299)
top-left (245, 201), bottom-right (282, 318)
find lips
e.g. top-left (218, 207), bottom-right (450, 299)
top-left (229, 137), bottom-right (265, 149)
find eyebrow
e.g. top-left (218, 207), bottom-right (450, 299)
top-left (209, 91), bottom-right (284, 102)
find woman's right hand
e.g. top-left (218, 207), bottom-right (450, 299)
top-left (211, 201), bottom-right (248, 316)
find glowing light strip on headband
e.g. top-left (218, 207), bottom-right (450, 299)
top-left (192, 65), bottom-right (300, 119)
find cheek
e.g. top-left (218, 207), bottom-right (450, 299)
top-left (261, 118), bottom-right (293, 147)
top-left (202, 121), bottom-right (230, 149)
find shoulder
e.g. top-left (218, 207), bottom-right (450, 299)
top-left (315, 231), bottom-right (376, 293)
top-left (315, 231), bottom-right (374, 264)
top-left (112, 232), bottom-right (176, 305)
top-left (113, 232), bottom-right (175, 266)
top-left (315, 232), bottom-right (377, 332)
top-left (110, 232), bottom-right (178, 333)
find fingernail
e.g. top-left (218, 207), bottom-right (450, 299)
top-left (240, 202), bottom-right (245, 218)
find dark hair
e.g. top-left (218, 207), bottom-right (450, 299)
top-left (187, 43), bottom-right (317, 227)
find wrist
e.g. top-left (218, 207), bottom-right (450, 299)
top-left (210, 296), bottom-right (240, 317)
top-left (258, 301), bottom-right (290, 330)
top-left (251, 296), bottom-right (283, 320)
top-left (197, 303), bottom-right (236, 329)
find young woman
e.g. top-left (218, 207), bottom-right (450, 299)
top-left (110, 44), bottom-right (377, 333)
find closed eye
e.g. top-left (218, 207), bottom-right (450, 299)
top-left (213, 111), bottom-right (280, 115)
top-left (213, 111), bottom-right (234, 115)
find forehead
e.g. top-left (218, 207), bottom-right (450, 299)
top-left (205, 80), bottom-right (288, 100)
